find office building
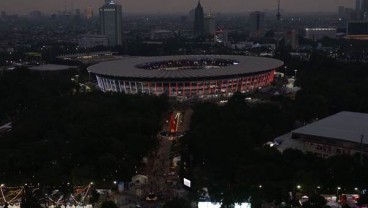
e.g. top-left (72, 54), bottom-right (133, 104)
top-left (284, 30), bottom-right (299, 49)
top-left (347, 21), bottom-right (368, 35)
top-left (99, 0), bottom-right (123, 46)
top-left (338, 6), bottom-right (345, 18)
top-left (78, 34), bottom-right (109, 48)
top-left (249, 11), bottom-right (265, 37)
top-left (204, 12), bottom-right (216, 36)
top-left (86, 7), bottom-right (94, 19)
top-left (194, 1), bottom-right (204, 37)
top-left (356, 0), bottom-right (368, 20)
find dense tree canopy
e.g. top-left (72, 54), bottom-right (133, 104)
top-left (182, 90), bottom-right (368, 207)
top-left (0, 68), bottom-right (169, 185)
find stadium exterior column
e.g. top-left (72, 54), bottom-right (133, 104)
top-left (231, 79), bottom-right (235, 92)
top-left (169, 82), bottom-right (171, 96)
top-left (176, 82), bottom-right (178, 96)
top-left (147, 82), bottom-right (151, 95)
top-left (197, 81), bottom-right (200, 94)
top-left (202, 81), bottom-right (206, 95)
top-left (123, 81), bottom-right (127, 93)
top-left (189, 82), bottom-right (192, 96)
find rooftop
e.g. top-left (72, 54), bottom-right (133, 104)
top-left (293, 111), bottom-right (368, 144)
top-left (87, 55), bottom-right (283, 80)
top-left (29, 64), bottom-right (76, 71)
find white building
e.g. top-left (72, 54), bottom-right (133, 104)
top-left (275, 111), bottom-right (368, 158)
top-left (79, 34), bottom-right (108, 48)
top-left (150, 30), bottom-right (174, 40)
top-left (305, 28), bottom-right (337, 40)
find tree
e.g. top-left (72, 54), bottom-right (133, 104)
top-left (163, 198), bottom-right (191, 208)
top-left (302, 194), bottom-right (327, 208)
top-left (101, 201), bottom-right (118, 208)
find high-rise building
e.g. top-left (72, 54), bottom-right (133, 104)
top-left (1, 11), bottom-right (7, 18)
top-left (194, 1), bottom-right (204, 37)
top-left (356, 0), bottom-right (368, 19)
top-left (249, 11), bottom-right (265, 37)
top-left (204, 12), bottom-right (216, 36)
top-left (347, 21), bottom-right (368, 35)
top-left (86, 7), bottom-right (94, 19)
top-left (99, 0), bottom-right (123, 47)
top-left (338, 6), bottom-right (345, 18)
top-left (284, 29), bottom-right (299, 49)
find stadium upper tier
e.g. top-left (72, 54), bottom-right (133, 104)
top-left (87, 55), bottom-right (284, 80)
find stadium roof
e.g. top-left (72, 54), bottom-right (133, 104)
top-left (29, 64), bottom-right (76, 71)
top-left (87, 55), bottom-right (283, 80)
top-left (293, 111), bottom-right (368, 144)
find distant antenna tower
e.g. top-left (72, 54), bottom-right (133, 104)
top-left (276, 0), bottom-right (281, 21)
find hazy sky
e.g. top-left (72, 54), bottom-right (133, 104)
top-left (0, 0), bottom-right (355, 14)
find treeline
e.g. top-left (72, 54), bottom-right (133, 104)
top-left (0, 68), bottom-right (76, 121)
top-left (0, 68), bottom-right (169, 185)
top-left (182, 58), bottom-right (368, 207)
top-left (294, 58), bottom-right (368, 121)
top-left (182, 95), bottom-right (368, 207)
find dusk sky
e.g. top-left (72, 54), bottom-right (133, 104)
top-left (0, 0), bottom-right (355, 14)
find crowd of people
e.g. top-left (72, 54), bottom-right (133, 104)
top-left (137, 58), bottom-right (236, 70)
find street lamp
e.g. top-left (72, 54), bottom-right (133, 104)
top-left (294, 69), bottom-right (298, 78)
top-left (297, 185), bottom-right (301, 189)
top-left (337, 187), bottom-right (341, 200)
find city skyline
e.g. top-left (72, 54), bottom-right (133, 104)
top-left (0, 0), bottom-right (355, 14)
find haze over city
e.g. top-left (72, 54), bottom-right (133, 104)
top-left (2, 0), bottom-right (368, 207)
top-left (0, 0), bottom-right (355, 14)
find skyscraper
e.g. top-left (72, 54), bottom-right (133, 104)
top-left (194, 1), bottom-right (204, 37)
top-left (99, 0), bottom-right (123, 47)
top-left (249, 11), bottom-right (265, 38)
top-left (204, 12), bottom-right (216, 37)
top-left (86, 7), bottom-right (94, 19)
top-left (356, 0), bottom-right (368, 19)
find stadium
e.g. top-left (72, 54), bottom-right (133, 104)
top-left (87, 55), bottom-right (284, 100)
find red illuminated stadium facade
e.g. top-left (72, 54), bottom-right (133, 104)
top-left (87, 55), bottom-right (284, 100)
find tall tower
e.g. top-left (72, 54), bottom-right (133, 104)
top-left (99, 0), bottom-right (123, 46)
top-left (249, 11), bottom-right (265, 38)
top-left (276, 0), bottom-right (281, 21)
top-left (194, 1), bottom-right (204, 37)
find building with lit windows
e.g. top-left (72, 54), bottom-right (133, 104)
top-left (99, 0), bottom-right (122, 46)
top-left (87, 55), bottom-right (283, 100)
top-left (305, 28), bottom-right (337, 40)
